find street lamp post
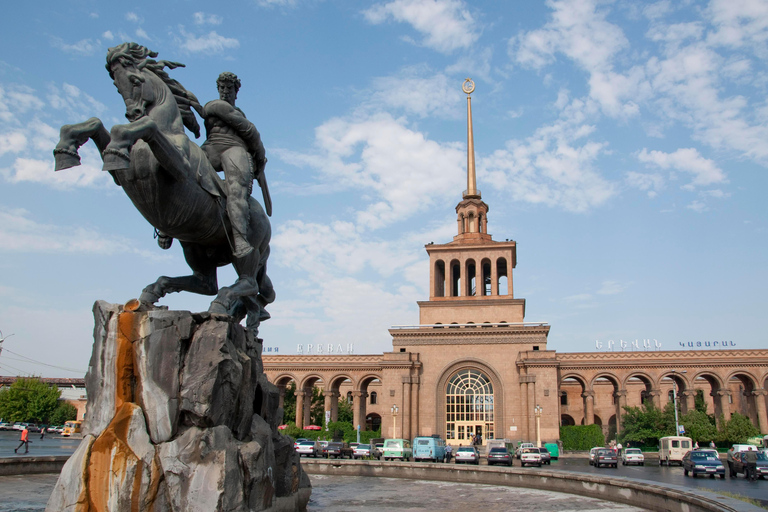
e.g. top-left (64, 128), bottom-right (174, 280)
top-left (670, 370), bottom-right (687, 435)
top-left (534, 405), bottom-right (543, 447)
top-left (391, 405), bottom-right (399, 439)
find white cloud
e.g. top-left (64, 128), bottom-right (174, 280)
top-left (625, 171), bottom-right (664, 198)
top-left (125, 12), bottom-right (142, 23)
top-left (51, 38), bottom-right (99, 56)
top-left (0, 207), bottom-right (162, 258)
top-left (47, 83), bottom-right (107, 119)
top-left (2, 152), bottom-right (113, 189)
top-left (102, 31), bottom-right (114, 41)
top-left (481, 98), bottom-right (617, 213)
top-left (637, 147), bottom-right (727, 188)
top-left (363, 0), bottom-right (480, 53)
top-left (255, 0), bottom-right (298, 7)
top-left (279, 113), bottom-right (465, 229)
top-left (367, 69), bottom-right (461, 118)
top-left (135, 28), bottom-right (150, 41)
top-left (0, 132), bottom-right (27, 157)
top-left (686, 200), bottom-right (707, 213)
top-left (706, 0), bottom-right (768, 54)
top-left (178, 29), bottom-right (240, 54)
top-left (194, 12), bottom-right (223, 25)
top-left (597, 280), bottom-right (627, 295)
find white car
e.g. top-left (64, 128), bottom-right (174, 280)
top-left (520, 448), bottom-right (542, 467)
top-left (622, 448), bottom-right (645, 466)
top-left (515, 442), bottom-right (535, 459)
top-left (353, 444), bottom-right (372, 459)
top-left (296, 441), bottom-right (321, 457)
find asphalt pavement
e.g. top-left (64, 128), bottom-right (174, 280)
top-left (0, 430), bottom-right (81, 458)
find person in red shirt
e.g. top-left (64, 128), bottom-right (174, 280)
top-left (15, 426), bottom-right (29, 454)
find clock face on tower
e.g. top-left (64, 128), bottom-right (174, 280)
top-left (463, 78), bottom-right (475, 94)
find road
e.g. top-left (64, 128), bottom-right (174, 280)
top-left (510, 456), bottom-right (768, 508)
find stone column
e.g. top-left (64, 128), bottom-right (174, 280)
top-left (352, 391), bottom-right (367, 431)
top-left (490, 258), bottom-right (499, 296)
top-left (323, 390), bottom-right (335, 426)
top-left (713, 389), bottom-right (732, 427)
top-left (412, 376), bottom-right (420, 437)
top-left (295, 390), bottom-right (305, 429)
top-left (649, 389), bottom-right (662, 409)
top-left (457, 215), bottom-right (463, 234)
top-left (681, 390), bottom-right (696, 415)
top-left (752, 390), bottom-right (768, 435)
top-left (527, 381), bottom-right (536, 440)
top-left (615, 390), bottom-right (627, 434)
top-left (481, 215), bottom-right (487, 234)
top-left (582, 391), bottom-right (595, 425)
top-left (303, 389), bottom-right (312, 427)
top-left (277, 384), bottom-right (286, 409)
top-left (330, 390), bottom-right (340, 422)
top-left (402, 378), bottom-right (412, 440)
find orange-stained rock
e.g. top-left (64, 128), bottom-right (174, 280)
top-left (45, 434), bottom-right (95, 512)
top-left (87, 402), bottom-right (159, 512)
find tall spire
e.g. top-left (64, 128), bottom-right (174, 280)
top-left (463, 78), bottom-right (479, 199)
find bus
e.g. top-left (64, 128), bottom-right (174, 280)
top-left (658, 436), bottom-right (692, 465)
top-left (62, 420), bottom-right (82, 437)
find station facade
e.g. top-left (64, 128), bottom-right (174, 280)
top-left (262, 82), bottom-right (768, 444)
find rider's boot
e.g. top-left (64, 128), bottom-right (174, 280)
top-left (232, 228), bottom-right (254, 259)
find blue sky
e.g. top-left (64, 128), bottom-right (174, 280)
top-left (1, 0), bottom-right (766, 377)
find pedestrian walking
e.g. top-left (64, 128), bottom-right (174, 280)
top-left (40, 428), bottom-right (46, 440)
top-left (14, 426), bottom-right (30, 454)
top-left (744, 447), bottom-right (758, 482)
top-left (445, 444), bottom-right (452, 462)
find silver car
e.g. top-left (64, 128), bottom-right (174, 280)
top-left (296, 440), bottom-right (321, 458)
top-left (454, 446), bottom-right (480, 465)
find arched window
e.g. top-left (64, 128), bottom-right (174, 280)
top-left (445, 369), bottom-right (494, 443)
top-left (434, 260), bottom-right (446, 297)
top-left (370, 391), bottom-right (377, 405)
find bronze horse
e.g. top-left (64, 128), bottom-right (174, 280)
top-left (53, 43), bottom-right (273, 334)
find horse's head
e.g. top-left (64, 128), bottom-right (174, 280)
top-left (106, 43), bottom-right (157, 122)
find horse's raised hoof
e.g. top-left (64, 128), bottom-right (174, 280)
top-left (139, 289), bottom-right (161, 305)
top-left (102, 147), bottom-right (131, 171)
top-left (53, 147), bottom-right (81, 171)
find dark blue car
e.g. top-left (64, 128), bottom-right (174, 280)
top-left (682, 449), bottom-right (725, 479)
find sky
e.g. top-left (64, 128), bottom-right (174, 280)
top-left (0, 0), bottom-right (766, 378)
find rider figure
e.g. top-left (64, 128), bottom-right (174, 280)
top-left (157, 72), bottom-right (267, 259)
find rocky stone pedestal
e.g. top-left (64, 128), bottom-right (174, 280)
top-left (47, 300), bottom-right (310, 512)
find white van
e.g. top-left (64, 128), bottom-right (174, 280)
top-left (658, 436), bottom-right (692, 465)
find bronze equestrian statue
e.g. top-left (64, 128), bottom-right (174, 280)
top-left (53, 42), bottom-right (273, 335)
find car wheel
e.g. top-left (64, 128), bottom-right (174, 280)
top-left (720, 474), bottom-right (725, 479)
top-left (640, 462), bottom-right (644, 466)
top-left (684, 468), bottom-right (688, 476)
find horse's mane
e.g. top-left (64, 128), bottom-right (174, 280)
top-left (106, 42), bottom-right (203, 138)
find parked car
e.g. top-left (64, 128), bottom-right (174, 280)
top-left (683, 449), bottom-right (725, 478)
top-left (293, 438), bottom-right (309, 449)
top-left (324, 442), bottom-right (353, 459)
top-left (295, 440), bottom-right (321, 458)
top-left (413, 436), bottom-right (447, 463)
top-left (26, 423), bottom-right (41, 433)
top-left (373, 443), bottom-right (384, 459)
top-left (726, 444), bottom-right (754, 470)
top-left (515, 442), bottom-right (535, 459)
top-left (47, 425), bottom-right (63, 433)
top-left (535, 447), bottom-right (551, 465)
top-left (454, 446), bottom-right (480, 465)
top-left (622, 448), bottom-right (645, 466)
top-left (520, 448), bottom-right (542, 467)
top-left (730, 450), bottom-right (768, 479)
top-left (382, 439), bottom-right (412, 461)
top-left (487, 447), bottom-right (513, 466)
top-left (594, 449), bottom-right (618, 468)
top-left (352, 444), bottom-right (372, 459)
top-left (588, 446), bottom-right (602, 465)
top-left (0, 422), bottom-right (12, 431)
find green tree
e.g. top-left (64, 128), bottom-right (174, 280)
top-left (618, 401), bottom-right (675, 447)
top-left (560, 424), bottom-right (604, 450)
top-left (49, 402), bottom-right (78, 425)
top-left (336, 397), bottom-right (353, 424)
top-left (0, 377), bottom-right (61, 423)
top-left (679, 409), bottom-right (717, 444)
top-left (717, 412), bottom-right (760, 445)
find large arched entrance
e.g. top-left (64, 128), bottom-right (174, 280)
top-left (445, 369), bottom-right (495, 443)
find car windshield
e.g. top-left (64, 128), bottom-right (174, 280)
top-left (457, 447), bottom-right (474, 453)
top-left (489, 448), bottom-right (508, 454)
top-left (756, 453), bottom-right (768, 461)
top-left (690, 451), bottom-right (718, 460)
top-left (598, 450), bottom-right (613, 455)
top-left (356, 445), bottom-right (370, 450)
top-left (523, 448), bottom-right (537, 453)
top-left (299, 442), bottom-right (315, 446)
top-left (386, 441), bottom-right (402, 448)
top-left (626, 449), bottom-right (642, 454)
